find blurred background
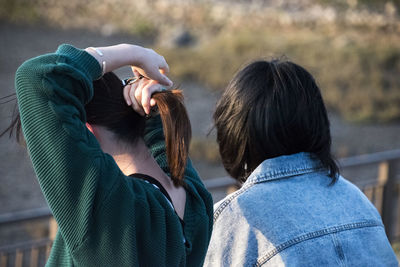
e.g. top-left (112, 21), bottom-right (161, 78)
top-left (1, 0), bottom-right (400, 265)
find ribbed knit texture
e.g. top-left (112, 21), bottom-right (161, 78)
top-left (15, 44), bottom-right (213, 267)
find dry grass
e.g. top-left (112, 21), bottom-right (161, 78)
top-left (1, 0), bottom-right (400, 122)
top-left (158, 25), bottom-right (400, 122)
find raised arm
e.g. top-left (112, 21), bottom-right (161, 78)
top-left (16, 43), bottom-right (173, 251)
top-left (84, 44), bottom-right (172, 86)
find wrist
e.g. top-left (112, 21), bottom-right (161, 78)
top-left (85, 44), bottom-right (129, 75)
top-left (86, 47), bottom-right (106, 76)
top-left (128, 44), bottom-right (145, 67)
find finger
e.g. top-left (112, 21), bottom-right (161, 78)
top-left (158, 68), bottom-right (172, 88)
top-left (159, 56), bottom-right (170, 74)
top-left (131, 97), bottom-right (144, 116)
top-left (148, 83), bottom-right (166, 108)
top-left (130, 82), bottom-right (145, 116)
top-left (131, 66), bottom-right (142, 78)
top-left (141, 81), bottom-right (159, 114)
top-left (133, 64), bottom-right (172, 87)
top-left (146, 68), bottom-right (173, 87)
top-left (134, 78), bottom-right (143, 104)
top-left (134, 77), bottom-right (152, 115)
top-left (123, 84), bottom-right (132, 106)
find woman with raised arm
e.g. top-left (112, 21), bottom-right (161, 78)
top-left (204, 60), bottom-right (397, 266)
top-left (9, 44), bottom-right (213, 266)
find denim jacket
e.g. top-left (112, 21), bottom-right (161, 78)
top-left (204, 153), bottom-right (398, 266)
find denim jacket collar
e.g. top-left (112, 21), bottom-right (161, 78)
top-left (244, 152), bottom-right (325, 186)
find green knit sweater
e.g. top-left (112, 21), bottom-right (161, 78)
top-left (15, 44), bottom-right (213, 266)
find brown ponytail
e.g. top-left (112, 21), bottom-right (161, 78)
top-left (152, 90), bottom-right (192, 186)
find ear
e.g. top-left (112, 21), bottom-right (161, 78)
top-left (86, 122), bottom-right (94, 134)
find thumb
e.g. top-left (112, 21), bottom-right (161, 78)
top-left (146, 68), bottom-right (172, 87)
top-left (156, 72), bottom-right (173, 87)
top-left (131, 66), bottom-right (173, 87)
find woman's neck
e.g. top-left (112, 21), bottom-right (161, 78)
top-left (102, 138), bottom-right (166, 180)
top-left (111, 140), bottom-right (188, 219)
top-left (92, 125), bottom-right (187, 218)
top-left (111, 141), bottom-right (163, 178)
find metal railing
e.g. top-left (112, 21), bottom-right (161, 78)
top-left (0, 208), bottom-right (56, 267)
top-left (0, 239), bottom-right (52, 267)
top-left (0, 208), bottom-right (52, 225)
top-left (1, 149), bottom-right (400, 266)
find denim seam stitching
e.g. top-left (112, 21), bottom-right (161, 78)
top-left (255, 220), bottom-right (383, 267)
top-left (249, 167), bottom-right (324, 184)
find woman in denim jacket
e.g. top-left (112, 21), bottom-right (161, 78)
top-left (204, 60), bottom-right (398, 266)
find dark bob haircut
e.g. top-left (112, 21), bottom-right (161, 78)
top-left (213, 60), bottom-right (339, 183)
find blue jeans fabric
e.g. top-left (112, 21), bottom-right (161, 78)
top-left (204, 152), bottom-right (398, 266)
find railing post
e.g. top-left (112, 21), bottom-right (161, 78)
top-left (377, 162), bottom-right (390, 213)
top-left (49, 217), bottom-right (58, 241)
top-left (30, 247), bottom-right (39, 267)
top-left (381, 160), bottom-right (399, 242)
top-left (15, 249), bottom-right (23, 267)
top-left (0, 252), bottom-right (7, 267)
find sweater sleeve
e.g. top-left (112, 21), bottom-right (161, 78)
top-left (15, 44), bottom-right (118, 251)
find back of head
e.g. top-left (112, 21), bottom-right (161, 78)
top-left (87, 72), bottom-right (146, 144)
top-left (87, 72), bottom-right (191, 186)
top-left (214, 60), bottom-right (338, 182)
